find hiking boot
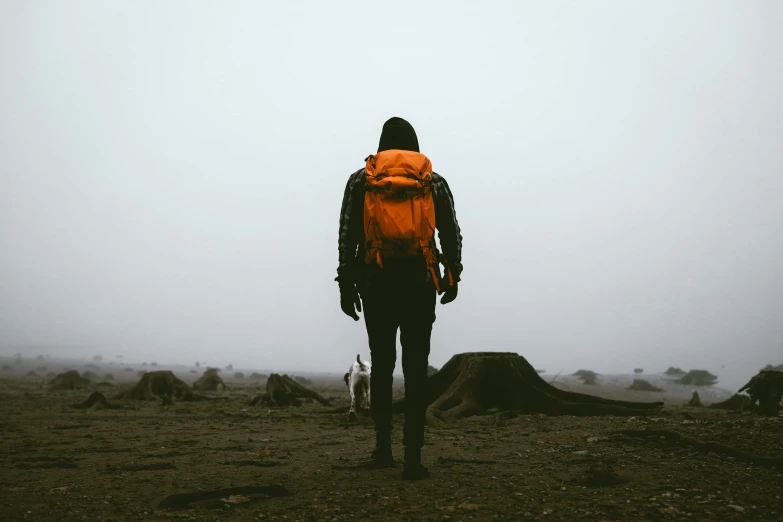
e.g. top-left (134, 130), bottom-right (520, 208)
top-left (402, 447), bottom-right (429, 480)
top-left (371, 433), bottom-right (394, 468)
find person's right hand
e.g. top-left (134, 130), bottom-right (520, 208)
top-left (339, 283), bottom-right (362, 321)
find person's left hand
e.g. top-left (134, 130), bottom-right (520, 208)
top-left (440, 283), bottom-right (458, 305)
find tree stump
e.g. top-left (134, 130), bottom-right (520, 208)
top-left (738, 370), bottom-right (782, 416)
top-left (573, 370), bottom-right (598, 385)
top-left (675, 370), bottom-right (717, 386)
top-left (394, 352), bottom-right (663, 421)
top-left (120, 371), bottom-right (195, 405)
top-left (627, 379), bottom-right (663, 392)
top-left (48, 370), bottom-right (91, 391)
top-left (709, 394), bottom-right (751, 411)
top-left (192, 369), bottom-right (226, 392)
top-left (687, 391), bottom-right (703, 407)
top-left (250, 374), bottom-right (331, 407)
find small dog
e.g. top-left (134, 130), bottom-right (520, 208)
top-left (344, 354), bottom-right (371, 421)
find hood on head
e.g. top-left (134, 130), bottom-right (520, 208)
top-left (377, 117), bottom-right (419, 153)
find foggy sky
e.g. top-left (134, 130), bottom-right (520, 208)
top-left (1, 1), bottom-right (781, 390)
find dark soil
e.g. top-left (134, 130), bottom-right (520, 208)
top-left (1, 371), bottom-right (781, 521)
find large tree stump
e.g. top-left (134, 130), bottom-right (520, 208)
top-left (119, 371), bottom-right (195, 405)
top-left (250, 374), bottom-right (331, 407)
top-left (675, 370), bottom-right (717, 386)
top-left (48, 370), bottom-right (91, 391)
top-left (393, 352), bottom-right (663, 421)
top-left (192, 368), bottom-right (226, 392)
top-left (738, 370), bottom-right (783, 416)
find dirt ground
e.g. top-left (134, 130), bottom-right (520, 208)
top-left (1, 367), bottom-right (782, 521)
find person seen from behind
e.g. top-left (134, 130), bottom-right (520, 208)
top-left (336, 117), bottom-right (463, 479)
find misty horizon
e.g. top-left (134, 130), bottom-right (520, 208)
top-left (2, 2), bottom-right (781, 393)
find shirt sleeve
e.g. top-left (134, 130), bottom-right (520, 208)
top-left (336, 170), bottom-right (364, 285)
top-left (432, 173), bottom-right (463, 283)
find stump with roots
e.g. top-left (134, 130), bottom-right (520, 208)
top-left (675, 370), bottom-right (717, 386)
top-left (709, 394), bottom-right (751, 411)
top-left (49, 370), bottom-right (92, 391)
top-left (192, 369), bottom-right (226, 392)
top-left (687, 391), bottom-right (703, 407)
top-left (120, 371), bottom-right (195, 405)
top-left (572, 369), bottom-right (599, 385)
top-left (627, 379), bottom-right (663, 392)
top-left (738, 370), bottom-right (783, 416)
top-left (250, 373), bottom-right (331, 407)
top-left (73, 391), bottom-right (120, 410)
top-left (393, 352), bottom-right (663, 421)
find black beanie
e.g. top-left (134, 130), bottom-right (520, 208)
top-left (377, 117), bottom-right (420, 153)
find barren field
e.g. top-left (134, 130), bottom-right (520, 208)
top-left (1, 362), bottom-right (782, 521)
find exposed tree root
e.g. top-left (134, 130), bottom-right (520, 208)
top-left (616, 429), bottom-right (783, 468)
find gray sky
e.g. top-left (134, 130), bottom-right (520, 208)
top-left (1, 1), bottom-right (781, 390)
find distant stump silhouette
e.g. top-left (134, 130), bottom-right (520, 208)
top-left (739, 370), bottom-right (782, 416)
top-left (676, 370), bottom-right (717, 386)
top-left (393, 352), bottom-right (663, 421)
top-left (49, 370), bottom-right (91, 391)
top-left (250, 374), bottom-right (331, 407)
top-left (120, 371), bottom-right (195, 405)
top-left (627, 379), bottom-right (663, 392)
top-left (192, 369), bottom-right (226, 392)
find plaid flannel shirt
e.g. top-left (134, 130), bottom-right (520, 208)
top-left (336, 168), bottom-right (463, 287)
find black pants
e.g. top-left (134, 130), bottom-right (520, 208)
top-left (360, 263), bottom-right (436, 449)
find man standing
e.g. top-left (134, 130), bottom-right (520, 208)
top-left (336, 117), bottom-right (463, 479)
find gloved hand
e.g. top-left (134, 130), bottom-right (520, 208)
top-left (339, 283), bottom-right (362, 321)
top-left (440, 283), bottom-right (458, 305)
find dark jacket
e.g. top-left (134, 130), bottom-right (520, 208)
top-left (336, 167), bottom-right (463, 288)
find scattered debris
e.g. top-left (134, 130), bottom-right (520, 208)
top-left (106, 462), bottom-right (176, 473)
top-left (157, 485), bottom-right (290, 510)
top-left (582, 463), bottom-right (628, 488)
top-left (616, 429), bottom-right (783, 468)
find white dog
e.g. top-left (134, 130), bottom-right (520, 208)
top-left (344, 354), bottom-right (371, 421)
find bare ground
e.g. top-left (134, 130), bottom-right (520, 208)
top-left (1, 373), bottom-right (782, 521)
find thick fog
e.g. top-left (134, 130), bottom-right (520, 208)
top-left (1, 1), bottom-right (781, 391)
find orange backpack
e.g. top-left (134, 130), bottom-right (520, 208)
top-left (363, 150), bottom-right (449, 293)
